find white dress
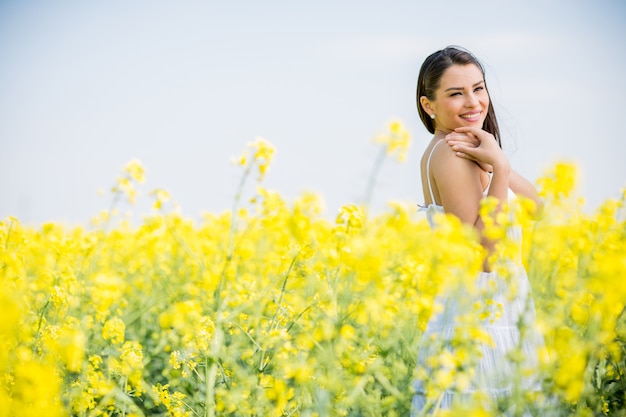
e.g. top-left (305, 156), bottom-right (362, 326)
top-left (411, 140), bottom-right (544, 415)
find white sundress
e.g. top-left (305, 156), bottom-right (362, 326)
top-left (411, 140), bottom-right (544, 416)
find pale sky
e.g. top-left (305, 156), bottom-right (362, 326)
top-left (1, 0), bottom-right (625, 225)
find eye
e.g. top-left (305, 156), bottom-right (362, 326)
top-left (474, 86), bottom-right (484, 92)
top-left (450, 92), bottom-right (462, 97)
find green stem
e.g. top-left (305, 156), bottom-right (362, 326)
top-left (259, 256), bottom-right (298, 373)
top-left (4, 217), bottom-right (14, 251)
top-left (205, 323), bottom-right (224, 417)
top-left (215, 162), bottom-right (254, 311)
top-left (164, 215), bottom-right (202, 264)
top-left (363, 146), bottom-right (387, 209)
top-left (85, 188), bottom-right (121, 277)
top-left (122, 376), bottom-right (128, 417)
top-left (286, 303), bottom-right (315, 333)
top-left (218, 359), bottom-right (231, 389)
top-left (102, 187), bottom-right (122, 234)
top-left (229, 321), bottom-right (262, 350)
top-left (179, 397), bottom-right (203, 417)
top-left (228, 162), bottom-right (253, 260)
top-left (205, 357), bottom-right (216, 417)
top-left (35, 299), bottom-right (51, 343)
top-left (269, 254), bottom-right (298, 332)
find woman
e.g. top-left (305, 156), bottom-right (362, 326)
top-left (411, 46), bottom-right (544, 415)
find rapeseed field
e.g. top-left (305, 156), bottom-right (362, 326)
top-left (1, 123), bottom-right (625, 416)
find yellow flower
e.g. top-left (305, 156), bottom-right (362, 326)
top-left (251, 137), bottom-right (275, 178)
top-left (373, 119), bottom-right (411, 162)
top-left (150, 188), bottom-right (171, 210)
top-left (335, 204), bottom-right (364, 231)
top-left (537, 161), bottom-right (577, 199)
top-left (11, 359), bottom-right (65, 417)
top-left (58, 324), bottom-right (86, 372)
top-left (233, 137), bottom-right (276, 181)
top-left (120, 341), bottom-right (144, 391)
top-left (102, 317), bottom-right (125, 345)
top-left (123, 159), bottom-right (145, 183)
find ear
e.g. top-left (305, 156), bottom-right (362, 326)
top-left (419, 96), bottom-right (434, 117)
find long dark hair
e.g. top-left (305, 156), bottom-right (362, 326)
top-left (416, 46), bottom-right (501, 147)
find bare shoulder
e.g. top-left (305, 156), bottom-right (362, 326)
top-left (429, 140), bottom-right (477, 179)
top-left (426, 140), bottom-right (485, 223)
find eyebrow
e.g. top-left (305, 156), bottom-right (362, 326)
top-left (444, 80), bottom-right (485, 92)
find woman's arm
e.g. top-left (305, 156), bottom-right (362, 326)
top-left (440, 127), bottom-right (511, 269)
top-left (509, 169), bottom-right (543, 217)
top-left (443, 130), bottom-right (543, 217)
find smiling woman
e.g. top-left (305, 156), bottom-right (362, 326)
top-left (411, 46), bottom-right (546, 415)
top-left (424, 66), bottom-right (489, 127)
top-left (416, 46), bottom-right (501, 148)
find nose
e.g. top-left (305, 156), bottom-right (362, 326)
top-left (465, 92), bottom-right (479, 107)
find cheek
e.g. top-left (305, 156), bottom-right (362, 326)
top-left (480, 93), bottom-right (490, 107)
top-left (440, 101), bottom-right (458, 114)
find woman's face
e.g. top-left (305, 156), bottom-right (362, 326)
top-left (422, 64), bottom-right (489, 134)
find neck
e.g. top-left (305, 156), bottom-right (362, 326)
top-left (434, 128), bottom-right (453, 138)
top-left (433, 129), bottom-right (452, 140)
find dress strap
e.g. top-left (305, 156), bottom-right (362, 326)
top-left (426, 140), bottom-right (444, 205)
top-left (483, 171), bottom-right (494, 196)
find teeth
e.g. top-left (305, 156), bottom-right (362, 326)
top-left (461, 113), bottom-right (480, 119)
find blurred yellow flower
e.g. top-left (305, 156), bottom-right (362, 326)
top-left (373, 119), bottom-right (411, 162)
top-left (102, 317), bottom-right (125, 345)
top-left (335, 203), bottom-right (364, 231)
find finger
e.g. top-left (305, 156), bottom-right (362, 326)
top-left (454, 126), bottom-right (495, 142)
top-left (446, 133), bottom-right (479, 147)
top-left (451, 143), bottom-right (481, 154)
top-left (446, 131), bottom-right (474, 140)
top-left (446, 136), bottom-right (477, 145)
top-left (454, 127), bottom-right (489, 141)
top-left (454, 126), bottom-right (482, 135)
top-left (447, 138), bottom-right (479, 149)
top-left (454, 152), bottom-right (478, 162)
top-left (452, 145), bottom-right (489, 164)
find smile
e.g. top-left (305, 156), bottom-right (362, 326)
top-left (460, 112), bottom-right (481, 121)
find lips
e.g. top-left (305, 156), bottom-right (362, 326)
top-left (460, 112), bottom-right (482, 122)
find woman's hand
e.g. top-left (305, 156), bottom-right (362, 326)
top-left (445, 127), bottom-right (507, 173)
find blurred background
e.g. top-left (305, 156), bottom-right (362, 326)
top-left (1, 0), bottom-right (625, 225)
